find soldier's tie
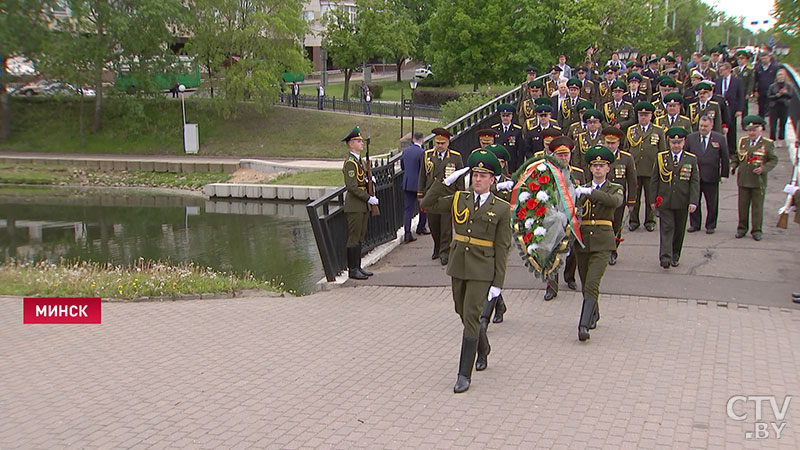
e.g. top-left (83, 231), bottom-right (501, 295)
top-left (701, 135), bottom-right (707, 152)
top-left (474, 196), bottom-right (481, 211)
top-left (673, 154), bottom-right (679, 165)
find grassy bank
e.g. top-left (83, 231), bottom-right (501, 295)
top-left (299, 79), bottom-right (515, 102)
top-left (0, 259), bottom-right (284, 300)
top-left (1, 97), bottom-right (404, 157)
top-left (0, 163), bottom-right (230, 190)
top-left (268, 169), bottom-right (341, 186)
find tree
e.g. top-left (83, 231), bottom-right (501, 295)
top-left (187, 0), bottom-right (309, 116)
top-left (323, 6), bottom-right (366, 100)
top-left (774, 0), bottom-right (800, 37)
top-left (0, 0), bottom-right (51, 141)
top-left (358, 0), bottom-right (418, 82)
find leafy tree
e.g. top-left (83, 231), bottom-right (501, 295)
top-left (187, 0), bottom-right (309, 116)
top-left (773, 0), bottom-right (800, 37)
top-left (358, 0), bottom-right (418, 82)
top-left (323, 6), bottom-right (366, 100)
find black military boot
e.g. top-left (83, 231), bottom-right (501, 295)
top-left (578, 297), bottom-right (596, 342)
top-left (492, 295), bottom-right (506, 323)
top-left (356, 243), bottom-right (372, 277)
top-left (480, 298), bottom-right (495, 329)
top-left (476, 322), bottom-right (491, 371)
top-left (347, 246), bottom-right (367, 280)
top-left (454, 336), bottom-right (478, 393)
top-left (589, 302), bottom-right (600, 330)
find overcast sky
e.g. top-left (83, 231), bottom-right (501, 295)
top-left (706, 0), bottom-right (776, 31)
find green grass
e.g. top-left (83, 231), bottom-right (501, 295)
top-left (1, 97), bottom-right (405, 157)
top-left (0, 259), bottom-right (284, 300)
top-left (268, 169), bottom-right (342, 186)
top-left (0, 163), bottom-right (230, 190)
top-left (300, 80), bottom-right (515, 102)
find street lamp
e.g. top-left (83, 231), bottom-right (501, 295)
top-left (178, 84), bottom-right (186, 129)
top-left (619, 45), bottom-right (631, 61)
top-left (178, 84), bottom-right (199, 154)
top-left (630, 48), bottom-right (639, 61)
top-left (409, 78), bottom-right (418, 137)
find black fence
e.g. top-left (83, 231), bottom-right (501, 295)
top-left (278, 93), bottom-right (440, 121)
top-left (307, 83), bottom-right (527, 281)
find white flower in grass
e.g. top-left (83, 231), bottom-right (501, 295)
top-left (536, 191), bottom-right (549, 202)
top-left (536, 164), bottom-right (547, 172)
top-left (524, 218), bottom-right (535, 230)
top-left (527, 244), bottom-right (539, 254)
top-left (534, 226), bottom-right (546, 236)
top-left (518, 191), bottom-right (531, 202)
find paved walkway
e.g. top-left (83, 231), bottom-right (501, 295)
top-left (2, 287), bottom-right (799, 449)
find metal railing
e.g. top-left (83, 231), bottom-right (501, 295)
top-left (278, 94), bottom-right (440, 120)
top-left (307, 83), bottom-right (526, 281)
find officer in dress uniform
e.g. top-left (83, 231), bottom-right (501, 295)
top-left (492, 103), bottom-right (525, 173)
top-left (420, 150), bottom-right (512, 393)
top-left (688, 82), bottom-right (722, 133)
top-left (602, 127), bottom-right (637, 265)
top-left (653, 76), bottom-right (679, 120)
top-left (603, 81), bottom-right (635, 131)
top-left (566, 100), bottom-right (594, 139)
top-left (531, 127), bottom-right (563, 161)
top-left (596, 66), bottom-right (618, 107)
top-left (643, 57), bottom-right (661, 84)
top-left (517, 73), bottom-right (543, 125)
top-left (649, 127), bottom-right (700, 268)
top-left (731, 116), bottom-right (779, 241)
top-left (524, 102), bottom-right (561, 159)
top-left (573, 146), bottom-right (624, 341)
top-left (575, 66), bottom-right (596, 105)
top-left (624, 73), bottom-right (647, 105)
top-left (559, 78), bottom-right (584, 129)
top-left (522, 90), bottom-right (551, 132)
top-left (472, 128), bottom-right (499, 154)
top-left (733, 50), bottom-right (754, 100)
top-left (656, 92), bottom-right (692, 130)
top-left (342, 126), bottom-right (378, 279)
top-left (418, 128), bottom-right (465, 265)
top-left (545, 65), bottom-right (564, 97)
top-left (573, 108), bottom-right (605, 171)
top-left (544, 136), bottom-right (585, 299)
top-left (625, 101), bottom-right (667, 232)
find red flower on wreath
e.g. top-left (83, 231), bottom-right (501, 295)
top-left (537, 175), bottom-right (551, 184)
top-left (527, 182), bottom-right (541, 191)
top-left (747, 156), bottom-right (759, 163)
top-left (517, 209), bottom-right (527, 220)
top-left (523, 232), bottom-right (533, 243)
top-left (526, 198), bottom-right (538, 209)
top-left (535, 205), bottom-right (547, 217)
top-left (655, 196), bottom-right (664, 207)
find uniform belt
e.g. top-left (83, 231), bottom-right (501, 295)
top-left (453, 233), bottom-right (494, 247)
top-left (583, 220), bottom-right (613, 226)
top-left (358, 186), bottom-right (367, 189)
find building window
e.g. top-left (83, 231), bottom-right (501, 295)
top-left (303, 10), bottom-right (315, 22)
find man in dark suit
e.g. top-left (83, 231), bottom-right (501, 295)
top-left (686, 116), bottom-right (729, 233)
top-left (714, 62), bottom-right (744, 153)
top-left (401, 132), bottom-right (429, 242)
top-left (754, 53), bottom-right (778, 118)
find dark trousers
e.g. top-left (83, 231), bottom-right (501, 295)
top-left (690, 180), bottom-right (720, 230)
top-left (769, 110), bottom-right (788, 140)
top-left (317, 95), bottom-right (324, 110)
top-left (292, 93), bottom-right (298, 107)
top-left (364, 102), bottom-right (372, 115)
top-left (738, 186), bottom-right (765, 234)
top-left (658, 207), bottom-right (689, 264)
top-left (727, 121), bottom-right (738, 155)
top-left (631, 176), bottom-right (655, 227)
top-left (757, 93), bottom-right (769, 117)
top-left (403, 190), bottom-right (427, 238)
top-left (429, 212), bottom-right (452, 258)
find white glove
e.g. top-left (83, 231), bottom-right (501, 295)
top-left (575, 186), bottom-right (592, 197)
top-left (371, 175), bottom-right (377, 183)
top-left (368, 196), bottom-right (379, 205)
top-left (496, 180), bottom-right (514, 191)
top-left (783, 184), bottom-right (799, 195)
top-left (443, 166), bottom-right (470, 186)
top-left (487, 286), bottom-right (502, 301)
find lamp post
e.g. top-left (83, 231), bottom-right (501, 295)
top-left (619, 45), bottom-right (631, 61)
top-left (409, 78), bottom-right (418, 137)
top-left (630, 48), bottom-right (639, 62)
top-left (179, 84), bottom-right (186, 128)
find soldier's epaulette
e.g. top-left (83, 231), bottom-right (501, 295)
top-left (652, 123), bottom-right (664, 129)
top-left (657, 150), bottom-right (670, 157)
top-left (709, 100), bottom-right (719, 105)
top-left (513, 124), bottom-right (522, 129)
top-left (762, 137), bottom-right (773, 143)
top-left (570, 166), bottom-right (584, 173)
top-left (575, 131), bottom-right (587, 137)
top-left (424, 149), bottom-right (435, 155)
top-left (493, 195), bottom-right (511, 206)
top-left (491, 123), bottom-right (501, 128)
top-left (553, 125), bottom-right (562, 130)
top-left (619, 150), bottom-right (632, 157)
top-left (449, 150), bottom-right (461, 156)
top-left (684, 151), bottom-right (696, 157)
top-left (679, 115), bottom-right (690, 121)
top-left (608, 181), bottom-right (624, 191)
top-left (624, 101), bottom-right (634, 106)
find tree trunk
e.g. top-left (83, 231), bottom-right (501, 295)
top-left (473, 80), bottom-right (479, 92)
top-left (0, 55), bottom-right (9, 142)
top-left (79, 92), bottom-right (85, 148)
top-left (395, 56), bottom-right (403, 82)
top-left (207, 61), bottom-right (214, 98)
top-left (343, 69), bottom-right (352, 100)
top-left (91, 68), bottom-right (103, 133)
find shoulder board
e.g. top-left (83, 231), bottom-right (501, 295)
top-left (493, 195), bottom-right (510, 206)
top-left (450, 150), bottom-right (461, 156)
top-left (619, 150), bottom-right (632, 157)
top-left (424, 149), bottom-right (434, 155)
top-left (533, 151), bottom-right (544, 158)
top-left (679, 115), bottom-right (690, 121)
top-left (684, 151), bottom-right (696, 157)
top-left (513, 124), bottom-right (522, 129)
top-left (576, 131), bottom-right (587, 136)
top-left (608, 181), bottom-right (624, 190)
top-left (709, 101), bottom-right (719, 105)
top-left (470, 148), bottom-right (481, 154)
top-left (491, 123), bottom-right (501, 128)
top-left (652, 124), bottom-right (664, 129)
top-left (570, 166), bottom-right (584, 173)
top-left (738, 137), bottom-right (748, 145)
top-left (624, 101), bottom-right (634, 107)
top-left (553, 125), bottom-right (562, 130)
top-left (657, 151), bottom-right (670, 157)
top-left (762, 138), bottom-right (773, 143)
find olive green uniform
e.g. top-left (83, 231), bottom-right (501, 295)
top-left (602, 100), bottom-right (635, 131)
top-left (624, 123), bottom-right (667, 228)
top-left (572, 130), bottom-right (605, 171)
top-left (730, 137), bottom-right (778, 235)
top-left (655, 114), bottom-right (692, 132)
top-left (343, 153), bottom-right (370, 246)
top-left (559, 97), bottom-right (583, 129)
top-left (688, 100), bottom-right (723, 133)
top-left (608, 150), bottom-right (637, 247)
top-left (649, 151), bottom-right (700, 265)
top-left (418, 149), bottom-right (464, 259)
top-left (733, 64), bottom-right (754, 97)
top-left (547, 166), bottom-right (585, 295)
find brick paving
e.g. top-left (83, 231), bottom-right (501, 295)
top-left (2, 287), bottom-right (799, 449)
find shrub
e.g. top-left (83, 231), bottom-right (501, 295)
top-left (438, 93), bottom-right (495, 125)
top-left (412, 88), bottom-right (460, 106)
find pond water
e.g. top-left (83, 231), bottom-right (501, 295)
top-left (0, 186), bottom-right (324, 295)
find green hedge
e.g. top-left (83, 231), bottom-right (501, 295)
top-left (412, 88), bottom-right (460, 106)
top-left (438, 93), bottom-right (494, 125)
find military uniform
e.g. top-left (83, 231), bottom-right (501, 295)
top-left (602, 99), bottom-right (635, 131)
top-left (596, 78), bottom-right (615, 107)
top-left (580, 77), bottom-right (596, 104)
top-left (524, 117), bottom-right (561, 158)
top-left (733, 53), bottom-right (754, 97)
top-left (420, 150), bottom-right (512, 393)
top-left (572, 129), bottom-right (604, 171)
top-left (731, 125), bottom-right (779, 238)
top-left (574, 146), bottom-right (624, 341)
top-left (418, 129), bottom-right (465, 263)
top-left (603, 127), bottom-right (637, 263)
top-left (567, 121), bottom-right (587, 140)
top-left (341, 126), bottom-right (376, 279)
top-left (687, 83), bottom-right (723, 133)
top-left (559, 95), bottom-right (583, 129)
top-left (625, 120), bottom-right (667, 230)
top-left (649, 130), bottom-right (700, 267)
top-left (655, 113), bottom-right (692, 131)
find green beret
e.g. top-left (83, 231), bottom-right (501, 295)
top-left (611, 80), bottom-right (627, 91)
top-left (695, 81), bottom-right (713, 92)
top-left (735, 50), bottom-right (750, 58)
top-left (497, 103), bottom-right (515, 114)
top-left (635, 101), bottom-right (655, 112)
top-left (664, 92), bottom-right (683, 104)
top-left (485, 144), bottom-right (510, 162)
top-left (576, 100), bottom-right (593, 111)
top-left (567, 78), bottom-right (581, 88)
top-left (535, 97), bottom-right (553, 106)
top-left (541, 127), bottom-right (562, 138)
top-left (526, 65), bottom-right (538, 73)
top-left (550, 136), bottom-right (574, 154)
top-left (468, 149), bottom-right (501, 175)
top-left (743, 115), bottom-right (766, 128)
top-left (627, 73), bottom-right (643, 82)
top-left (659, 76), bottom-right (677, 87)
top-left (342, 126), bottom-right (362, 142)
top-left (585, 145), bottom-right (615, 165)
top-left (529, 79), bottom-right (543, 88)
top-left (583, 109), bottom-right (603, 121)
top-left (700, 55), bottom-right (711, 62)
top-left (535, 104), bottom-right (553, 114)
top-left (665, 127), bottom-right (689, 139)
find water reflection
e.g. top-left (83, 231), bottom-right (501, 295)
top-left (0, 187), bottom-right (323, 294)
